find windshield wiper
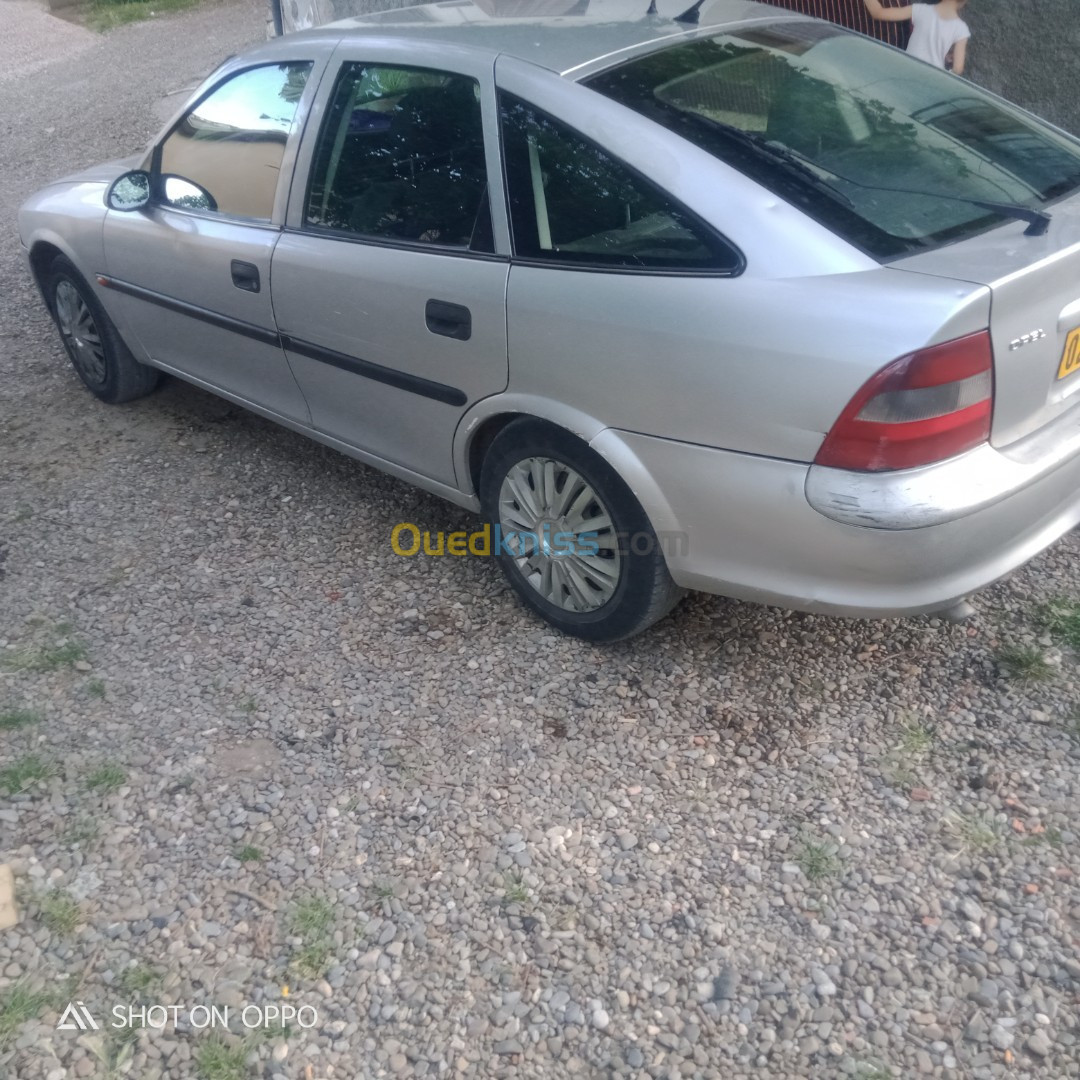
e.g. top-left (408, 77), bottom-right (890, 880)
top-left (688, 117), bottom-right (855, 208)
top-left (830, 177), bottom-right (1052, 236)
top-left (697, 117), bottom-right (1051, 236)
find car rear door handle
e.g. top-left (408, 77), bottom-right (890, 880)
top-left (231, 260), bottom-right (260, 293)
top-left (425, 299), bottom-right (471, 341)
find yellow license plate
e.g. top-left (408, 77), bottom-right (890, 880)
top-left (1058, 327), bottom-right (1080, 380)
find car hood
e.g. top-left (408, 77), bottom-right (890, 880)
top-left (43, 154), bottom-right (144, 190)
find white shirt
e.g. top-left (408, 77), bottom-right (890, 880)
top-left (906, 4), bottom-right (971, 69)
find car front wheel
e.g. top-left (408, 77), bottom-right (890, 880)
top-left (46, 255), bottom-right (160, 404)
top-left (480, 418), bottom-right (684, 642)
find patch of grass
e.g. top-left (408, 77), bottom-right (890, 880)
top-left (62, 815), bottom-right (101, 847)
top-left (85, 763), bottom-right (127, 794)
top-left (37, 888), bottom-right (81, 936)
top-left (552, 905), bottom-right (578, 931)
top-left (193, 1033), bottom-right (250, 1080)
top-left (882, 758), bottom-right (918, 791)
top-left (502, 871), bottom-right (530, 906)
top-left (235, 844), bottom-right (263, 864)
top-left (997, 646), bottom-right (1053, 684)
top-left (0, 754), bottom-right (56, 794)
top-left (293, 941), bottom-right (332, 977)
top-left (88, 0), bottom-right (199, 33)
top-left (898, 714), bottom-right (934, 756)
top-left (855, 1064), bottom-right (895, 1080)
top-left (944, 810), bottom-right (1002, 852)
top-left (116, 963), bottom-right (162, 1000)
top-left (87, 679), bottom-right (106, 699)
top-left (0, 982), bottom-right (57, 1048)
top-left (372, 880), bottom-right (396, 901)
top-left (290, 894), bottom-right (334, 938)
top-left (0, 708), bottom-right (41, 730)
top-left (794, 835), bottom-right (841, 882)
top-left (1042, 598), bottom-right (1080, 649)
top-left (2, 637), bottom-right (87, 674)
top-left (1021, 825), bottom-right (1064, 849)
top-left (288, 894), bottom-right (335, 978)
top-left (86, 1024), bottom-right (140, 1079)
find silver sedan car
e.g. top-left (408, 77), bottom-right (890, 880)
top-left (19, 0), bottom-right (1080, 640)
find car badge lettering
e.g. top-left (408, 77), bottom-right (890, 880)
top-left (1008, 329), bottom-right (1046, 351)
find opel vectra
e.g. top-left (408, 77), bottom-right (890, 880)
top-left (19, 0), bottom-right (1080, 639)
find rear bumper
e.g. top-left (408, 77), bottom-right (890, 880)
top-left (592, 427), bottom-right (1080, 618)
top-left (807, 397), bottom-right (1080, 530)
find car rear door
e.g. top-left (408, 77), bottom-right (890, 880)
top-left (271, 42), bottom-right (510, 488)
top-left (101, 56), bottom-right (325, 423)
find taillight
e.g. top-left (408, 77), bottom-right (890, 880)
top-left (815, 331), bottom-right (994, 472)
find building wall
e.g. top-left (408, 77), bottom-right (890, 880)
top-left (964, 0), bottom-right (1078, 135)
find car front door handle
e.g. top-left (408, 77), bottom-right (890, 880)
top-left (425, 299), bottom-right (471, 341)
top-left (231, 260), bottom-right (260, 293)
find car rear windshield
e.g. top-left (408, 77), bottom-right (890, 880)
top-left (585, 21), bottom-right (1080, 260)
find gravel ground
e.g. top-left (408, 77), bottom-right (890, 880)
top-left (2, 4), bottom-right (1080, 1080)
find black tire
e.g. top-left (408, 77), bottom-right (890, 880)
top-left (480, 418), bottom-right (684, 642)
top-left (45, 255), bottom-right (160, 404)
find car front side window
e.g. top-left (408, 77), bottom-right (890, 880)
top-left (499, 94), bottom-right (740, 273)
top-left (158, 62), bottom-right (312, 221)
top-left (304, 63), bottom-right (493, 252)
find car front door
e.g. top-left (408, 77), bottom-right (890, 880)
top-left (101, 58), bottom-right (322, 422)
top-left (270, 46), bottom-right (510, 488)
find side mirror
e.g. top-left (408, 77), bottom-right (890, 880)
top-left (105, 170), bottom-right (151, 211)
top-left (162, 175), bottom-right (218, 213)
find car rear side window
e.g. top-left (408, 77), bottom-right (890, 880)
top-left (305, 64), bottom-right (494, 253)
top-left (159, 63), bottom-right (311, 221)
top-left (499, 94), bottom-right (740, 273)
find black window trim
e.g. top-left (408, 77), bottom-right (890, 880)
top-left (149, 60), bottom-right (315, 227)
top-left (496, 90), bottom-right (746, 279)
top-left (299, 60), bottom-right (498, 257)
top-left (283, 222), bottom-right (510, 264)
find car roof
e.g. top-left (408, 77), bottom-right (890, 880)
top-left (288, 0), bottom-right (795, 77)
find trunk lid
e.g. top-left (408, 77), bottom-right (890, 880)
top-left (894, 191), bottom-right (1080, 449)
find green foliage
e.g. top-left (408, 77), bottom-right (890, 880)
top-left (794, 835), bottom-right (841, 882)
top-left (502, 872), bottom-right (529, 906)
top-left (1042, 598), bottom-right (1080, 649)
top-left (997, 646), bottom-right (1052, 684)
top-left (0, 708), bottom-right (41, 730)
top-left (194, 1034), bottom-right (251, 1080)
top-left (88, 0), bottom-right (198, 32)
top-left (85, 763), bottom-right (127, 794)
top-left (0, 754), bottom-right (56, 794)
top-left (288, 894), bottom-right (335, 978)
top-left (0, 982), bottom-right (58, 1048)
top-left (37, 889), bottom-right (81, 936)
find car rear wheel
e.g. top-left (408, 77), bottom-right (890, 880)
top-left (46, 255), bottom-right (160, 404)
top-left (480, 418), bottom-right (684, 641)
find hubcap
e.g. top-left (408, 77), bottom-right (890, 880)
top-left (54, 280), bottom-right (106, 385)
top-left (498, 456), bottom-right (621, 613)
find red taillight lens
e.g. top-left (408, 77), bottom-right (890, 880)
top-left (815, 331), bottom-right (994, 472)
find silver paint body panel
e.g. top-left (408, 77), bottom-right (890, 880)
top-left (17, 0), bottom-right (1080, 619)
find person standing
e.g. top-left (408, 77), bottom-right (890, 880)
top-left (862, 0), bottom-right (971, 74)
